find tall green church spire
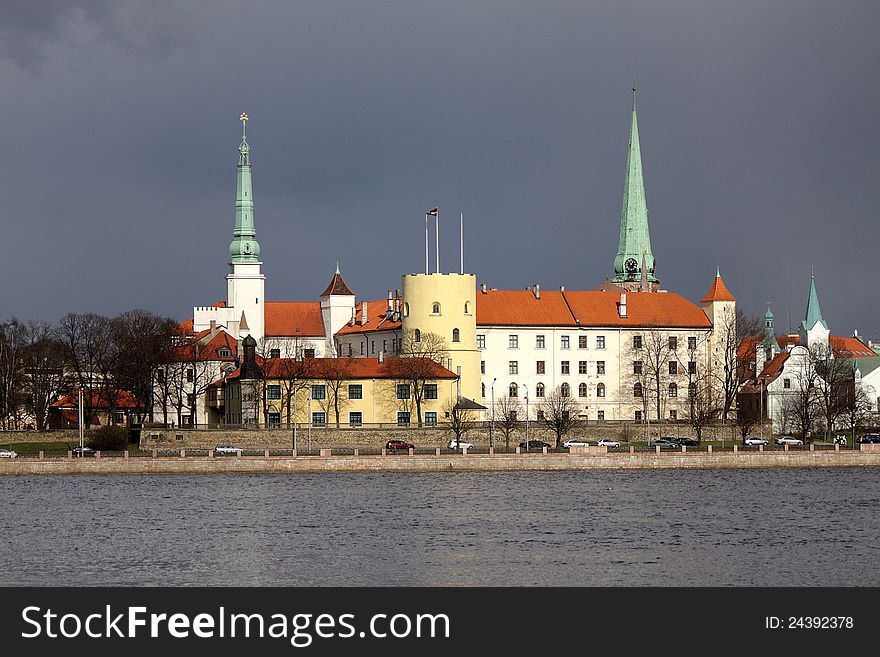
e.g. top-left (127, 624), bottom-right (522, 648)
top-left (612, 83), bottom-right (657, 285)
top-left (229, 113), bottom-right (260, 263)
top-left (802, 271), bottom-right (828, 332)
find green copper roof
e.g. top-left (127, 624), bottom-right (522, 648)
top-left (801, 275), bottom-right (828, 332)
top-left (229, 114), bottom-right (260, 263)
top-left (612, 86), bottom-right (656, 283)
top-left (763, 305), bottom-right (775, 350)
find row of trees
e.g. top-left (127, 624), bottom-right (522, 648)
top-left (0, 311), bottom-right (179, 430)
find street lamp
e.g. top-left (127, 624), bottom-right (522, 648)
top-left (292, 377), bottom-right (297, 455)
top-left (490, 377), bottom-right (497, 449)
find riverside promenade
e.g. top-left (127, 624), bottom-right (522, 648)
top-left (2, 445), bottom-right (879, 475)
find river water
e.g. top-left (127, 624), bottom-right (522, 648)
top-left (1, 468), bottom-right (877, 586)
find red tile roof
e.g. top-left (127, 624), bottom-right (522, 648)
top-left (180, 318), bottom-right (194, 334)
top-left (759, 351), bottom-right (790, 382)
top-left (321, 271), bottom-right (355, 297)
top-left (701, 274), bottom-right (736, 302)
top-left (476, 290), bottom-right (578, 327)
top-left (171, 329), bottom-right (238, 361)
top-left (336, 299), bottom-right (402, 335)
top-left (51, 389), bottom-right (139, 410)
top-left (227, 357), bottom-right (457, 381)
top-left (264, 302), bottom-right (326, 337)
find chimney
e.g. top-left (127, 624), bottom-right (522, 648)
top-left (533, 284), bottom-right (540, 299)
top-left (349, 307), bottom-right (356, 326)
top-left (378, 351), bottom-right (384, 364)
top-left (481, 283), bottom-right (487, 294)
top-left (360, 301), bottom-right (368, 325)
top-left (618, 292), bottom-right (627, 318)
top-left (560, 285), bottom-right (565, 292)
top-left (853, 328), bottom-right (859, 338)
top-left (387, 290), bottom-right (393, 318)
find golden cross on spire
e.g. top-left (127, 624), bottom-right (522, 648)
top-left (240, 113), bottom-right (249, 123)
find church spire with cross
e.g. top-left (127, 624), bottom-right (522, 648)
top-left (229, 112), bottom-right (260, 263)
top-left (612, 81), bottom-right (658, 290)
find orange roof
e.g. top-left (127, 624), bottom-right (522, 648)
top-left (180, 318), bottom-right (194, 334)
top-left (52, 389), bottom-right (139, 410)
top-left (759, 351), bottom-right (790, 382)
top-left (227, 357), bottom-right (457, 381)
top-left (264, 302), bottom-right (326, 337)
top-left (739, 334), bottom-right (875, 362)
top-left (336, 299), bottom-right (402, 335)
top-left (321, 271), bottom-right (355, 297)
top-left (171, 329), bottom-right (237, 361)
top-left (563, 291), bottom-right (712, 328)
top-left (476, 290), bottom-right (577, 327)
top-left (701, 274), bottom-right (736, 302)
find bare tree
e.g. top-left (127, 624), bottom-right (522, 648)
top-left (444, 397), bottom-right (477, 446)
top-left (56, 313), bottom-right (114, 427)
top-left (812, 345), bottom-right (853, 441)
top-left (21, 320), bottom-right (69, 430)
top-left (840, 379), bottom-right (873, 444)
top-left (683, 371), bottom-right (722, 442)
top-left (494, 394), bottom-right (521, 452)
top-left (315, 357), bottom-right (353, 428)
top-left (0, 319), bottom-right (27, 429)
top-left (780, 351), bottom-right (819, 442)
top-left (715, 308), bottom-right (763, 421)
top-left (540, 385), bottom-right (579, 449)
top-left (733, 390), bottom-right (761, 444)
top-left (387, 329), bottom-right (448, 427)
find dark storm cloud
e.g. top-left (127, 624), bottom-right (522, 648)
top-left (1, 0), bottom-right (878, 342)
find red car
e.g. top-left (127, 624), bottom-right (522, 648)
top-left (386, 439), bottom-right (415, 452)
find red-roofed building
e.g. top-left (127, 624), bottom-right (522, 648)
top-left (49, 389), bottom-right (140, 429)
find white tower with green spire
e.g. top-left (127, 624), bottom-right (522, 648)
top-left (612, 83), bottom-right (659, 291)
top-left (194, 114), bottom-right (265, 341)
top-left (799, 270), bottom-right (829, 352)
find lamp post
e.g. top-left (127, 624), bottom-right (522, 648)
top-left (292, 378), bottom-right (297, 454)
top-left (490, 377), bottom-right (497, 449)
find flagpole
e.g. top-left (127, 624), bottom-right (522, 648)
top-left (460, 212), bottom-right (464, 274)
top-left (425, 213), bottom-right (429, 275)
top-left (435, 208), bottom-right (440, 273)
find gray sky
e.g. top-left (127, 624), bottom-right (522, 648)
top-left (1, 0), bottom-right (878, 341)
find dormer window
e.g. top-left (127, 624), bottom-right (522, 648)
top-left (217, 347), bottom-right (232, 358)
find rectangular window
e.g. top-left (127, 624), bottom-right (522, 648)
top-left (424, 384), bottom-right (438, 400)
top-left (535, 335), bottom-right (545, 349)
top-left (669, 336), bottom-right (678, 350)
top-left (304, 349), bottom-right (315, 359)
top-left (688, 336), bottom-right (697, 351)
top-left (669, 361), bottom-right (678, 375)
top-left (187, 394), bottom-right (195, 407)
top-left (688, 361), bottom-right (696, 374)
top-left (349, 412), bottom-right (362, 427)
top-left (536, 360), bottom-right (545, 375)
top-left (311, 385), bottom-right (326, 400)
top-left (348, 384), bottom-right (363, 400)
top-left (633, 335), bottom-right (642, 349)
top-left (371, 341), bottom-right (375, 354)
top-left (186, 369), bottom-right (194, 383)
top-left (597, 361), bottom-right (605, 375)
top-left (578, 335), bottom-right (588, 349)
top-left (270, 348), bottom-right (280, 359)
top-left (481, 360), bottom-right (486, 374)
top-left (477, 334), bottom-right (486, 350)
top-left (537, 410), bottom-right (545, 420)
top-left (383, 339), bottom-right (387, 353)
top-left (783, 378), bottom-right (791, 389)
top-left (578, 361), bottom-right (588, 374)
top-left (635, 410), bottom-right (642, 422)
top-left (596, 336), bottom-right (605, 350)
top-left (312, 412), bottom-right (326, 426)
top-left (597, 410), bottom-right (605, 421)
top-left (157, 369), bottom-right (165, 383)
top-left (425, 411), bottom-right (438, 426)
top-left (633, 361), bottom-right (643, 375)
top-left (561, 335), bottom-right (570, 349)
top-left (509, 335), bottom-right (519, 349)
top-left (114, 412), bottom-right (125, 425)
top-left (561, 361), bottom-right (570, 374)
top-left (360, 342), bottom-right (364, 355)
top-left (267, 384), bottom-right (281, 400)
top-left (397, 411), bottom-right (411, 427)
top-left (268, 412), bottom-right (281, 428)
top-left (397, 384), bottom-right (411, 400)
top-left (509, 361), bottom-right (518, 375)
top-left (669, 410), bottom-right (677, 421)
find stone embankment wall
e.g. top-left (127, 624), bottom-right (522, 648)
top-left (2, 447), bottom-right (879, 476)
top-left (138, 422), bottom-right (743, 450)
top-left (0, 430), bottom-right (81, 445)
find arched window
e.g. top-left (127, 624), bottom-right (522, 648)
top-left (578, 383), bottom-right (588, 398)
top-left (596, 383), bottom-right (605, 398)
top-left (509, 383), bottom-right (518, 398)
top-left (404, 302), bottom-right (410, 317)
top-left (432, 302), bottom-right (441, 314)
top-left (464, 301), bottom-right (470, 314)
top-left (414, 329), bottom-right (421, 342)
top-left (688, 383), bottom-right (697, 397)
top-left (561, 383), bottom-right (570, 398)
top-left (634, 382), bottom-right (643, 397)
top-left (668, 383), bottom-right (678, 397)
top-left (452, 328), bottom-right (460, 343)
top-left (536, 382), bottom-right (545, 398)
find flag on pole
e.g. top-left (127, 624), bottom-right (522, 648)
top-left (426, 207), bottom-right (438, 216)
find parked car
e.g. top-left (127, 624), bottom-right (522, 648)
top-left (775, 436), bottom-right (804, 446)
top-left (448, 440), bottom-right (474, 450)
top-left (674, 437), bottom-right (699, 446)
top-left (563, 439), bottom-right (589, 448)
top-left (0, 449), bottom-right (17, 458)
top-left (386, 439), bottom-right (415, 452)
top-left (649, 438), bottom-right (679, 448)
top-left (858, 434), bottom-right (880, 444)
top-left (596, 439), bottom-right (621, 448)
top-left (72, 446), bottom-right (96, 457)
top-left (214, 445), bottom-right (242, 456)
top-left (744, 436), bottom-right (769, 446)
top-left (519, 440), bottom-right (551, 450)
